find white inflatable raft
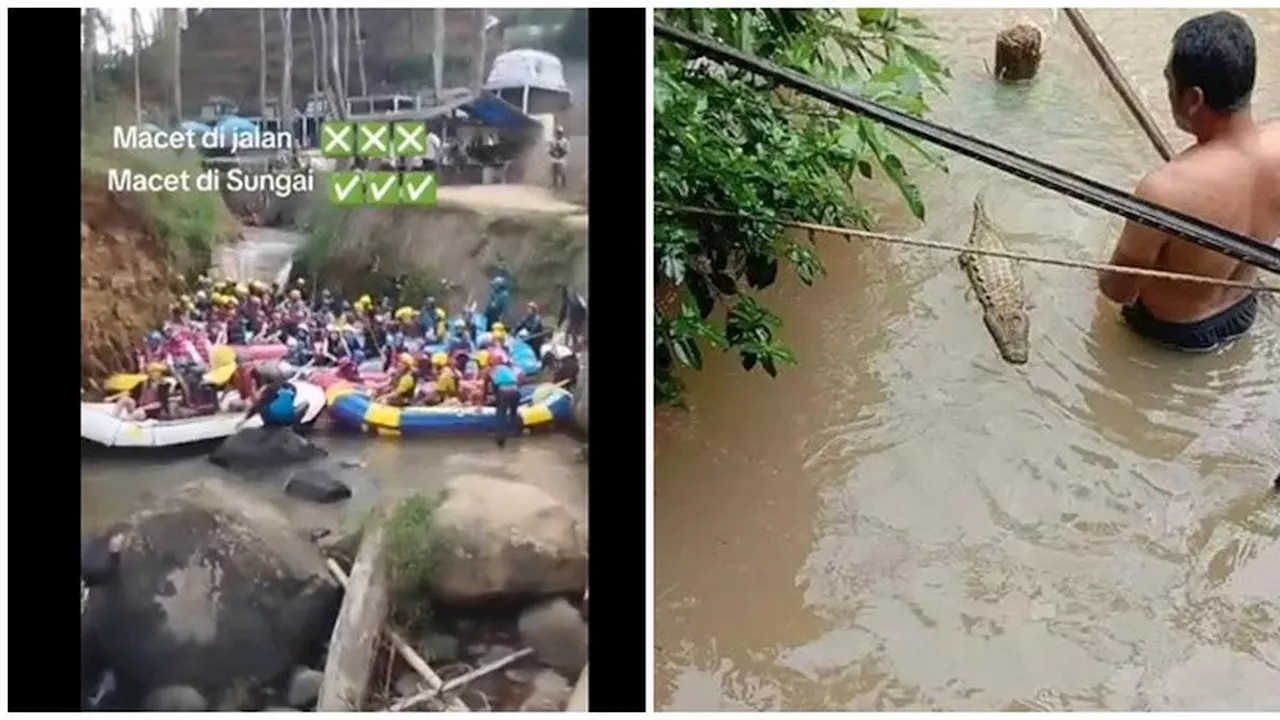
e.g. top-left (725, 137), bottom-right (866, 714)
top-left (80, 381), bottom-right (327, 448)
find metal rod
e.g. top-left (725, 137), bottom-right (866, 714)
top-left (652, 21), bottom-right (1280, 275)
top-left (1063, 8), bottom-right (1175, 162)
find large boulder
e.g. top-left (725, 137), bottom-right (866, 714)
top-left (284, 466), bottom-right (353, 504)
top-left (210, 426), bottom-right (326, 472)
top-left (429, 476), bottom-right (588, 605)
top-left (81, 479), bottom-right (342, 710)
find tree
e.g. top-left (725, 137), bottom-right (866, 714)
top-left (343, 8), bottom-right (353, 96)
top-left (82, 9), bottom-right (97, 117)
top-left (131, 9), bottom-right (142, 125)
top-left (557, 8), bottom-right (588, 60)
top-left (170, 8), bottom-right (184, 123)
top-left (473, 8), bottom-right (488, 93)
top-left (353, 8), bottom-right (368, 97)
top-left (432, 8), bottom-right (446, 98)
top-left (307, 9), bottom-right (320, 96)
top-left (259, 9), bottom-right (268, 117)
top-left (279, 8), bottom-right (294, 155)
top-left (328, 9), bottom-right (348, 119)
top-left (653, 9), bottom-right (950, 405)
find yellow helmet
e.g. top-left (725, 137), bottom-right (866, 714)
top-left (146, 362), bottom-right (168, 376)
top-left (357, 294), bottom-right (373, 307)
top-left (435, 307), bottom-right (446, 319)
top-left (492, 322), bottom-right (506, 333)
top-left (398, 353), bottom-right (416, 369)
top-left (395, 306), bottom-right (415, 321)
top-left (227, 296), bottom-right (239, 306)
top-left (288, 289), bottom-right (302, 301)
top-left (180, 295), bottom-right (191, 304)
top-left (234, 283), bottom-right (249, 296)
top-left (476, 350), bottom-right (490, 368)
top-left (214, 280), bottom-right (229, 292)
top-left (431, 352), bottom-right (448, 367)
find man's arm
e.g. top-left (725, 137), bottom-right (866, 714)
top-left (1098, 175), bottom-right (1172, 305)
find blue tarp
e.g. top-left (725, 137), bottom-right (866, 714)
top-left (180, 120), bottom-right (212, 134)
top-left (460, 95), bottom-right (539, 129)
top-left (214, 115), bottom-right (260, 136)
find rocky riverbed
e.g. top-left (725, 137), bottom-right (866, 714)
top-left (80, 428), bottom-right (588, 712)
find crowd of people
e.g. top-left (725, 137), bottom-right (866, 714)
top-left (106, 273), bottom-right (585, 435)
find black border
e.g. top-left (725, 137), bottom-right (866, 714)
top-left (22, 6), bottom-right (648, 712)
top-left (584, 7), bottom-right (647, 712)
top-left (9, 7), bottom-right (83, 711)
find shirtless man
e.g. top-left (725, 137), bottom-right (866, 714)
top-left (1099, 12), bottom-right (1280, 352)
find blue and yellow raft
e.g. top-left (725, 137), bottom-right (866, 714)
top-left (324, 381), bottom-right (573, 437)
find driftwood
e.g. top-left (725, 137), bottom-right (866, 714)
top-left (567, 664), bottom-right (588, 712)
top-left (390, 648), bottom-right (536, 712)
top-left (319, 518), bottom-right (389, 711)
top-left (994, 23), bottom-right (1043, 82)
top-left (322, 556), bottom-right (468, 712)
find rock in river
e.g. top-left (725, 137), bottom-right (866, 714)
top-left (210, 426), bottom-right (326, 471)
top-left (518, 597), bottom-right (588, 678)
top-left (430, 475), bottom-right (588, 605)
top-left (81, 478), bottom-right (342, 710)
top-left (284, 466), bottom-right (353, 504)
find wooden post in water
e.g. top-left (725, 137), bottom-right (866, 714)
top-left (319, 514), bottom-right (388, 711)
top-left (572, 350), bottom-right (588, 435)
top-left (994, 23), bottom-right (1043, 82)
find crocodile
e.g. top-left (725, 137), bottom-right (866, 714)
top-left (958, 192), bottom-right (1030, 364)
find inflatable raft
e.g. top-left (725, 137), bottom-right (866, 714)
top-left (80, 381), bottom-right (327, 447)
top-left (322, 381), bottom-right (572, 437)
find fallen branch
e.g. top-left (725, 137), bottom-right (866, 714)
top-left (389, 647), bottom-right (535, 712)
top-left (325, 558), bottom-right (469, 712)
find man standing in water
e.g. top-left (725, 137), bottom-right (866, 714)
top-left (1099, 11), bottom-right (1280, 352)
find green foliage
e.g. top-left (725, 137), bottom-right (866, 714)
top-left (654, 8), bottom-right (950, 405)
top-left (384, 494), bottom-right (442, 598)
top-left (557, 9), bottom-right (588, 59)
top-left (80, 124), bottom-right (236, 272)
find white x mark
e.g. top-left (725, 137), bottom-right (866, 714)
top-left (359, 124), bottom-right (388, 152)
top-left (395, 124), bottom-right (425, 154)
top-left (322, 125), bottom-right (352, 152)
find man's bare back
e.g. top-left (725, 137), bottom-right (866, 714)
top-left (1133, 120), bottom-right (1280, 322)
top-left (1098, 11), bottom-right (1274, 351)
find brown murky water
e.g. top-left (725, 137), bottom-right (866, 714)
top-left (655, 9), bottom-right (1280, 711)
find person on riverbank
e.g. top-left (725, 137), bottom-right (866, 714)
top-left (549, 126), bottom-right (570, 189)
top-left (485, 276), bottom-right (512, 328)
top-left (515, 301), bottom-right (547, 357)
top-left (1099, 11), bottom-right (1280, 352)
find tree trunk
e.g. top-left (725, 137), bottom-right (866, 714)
top-left (131, 9), bottom-right (142, 126)
top-left (432, 8), bottom-right (445, 100)
top-left (171, 9), bottom-right (183, 123)
top-left (354, 9), bottom-right (368, 97)
top-left (473, 8), bottom-right (488, 93)
top-left (259, 9), bottom-right (268, 117)
top-left (82, 9), bottom-right (97, 118)
top-left (307, 9), bottom-right (319, 95)
top-left (280, 9), bottom-right (295, 157)
top-left (329, 9), bottom-right (348, 120)
top-left (343, 9), bottom-right (353, 97)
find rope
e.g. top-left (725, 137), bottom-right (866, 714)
top-left (657, 203), bottom-right (1280, 293)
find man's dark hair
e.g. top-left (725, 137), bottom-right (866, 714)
top-left (1170, 11), bottom-right (1256, 113)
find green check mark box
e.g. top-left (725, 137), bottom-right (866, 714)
top-left (400, 172), bottom-right (438, 206)
top-left (393, 122), bottom-right (428, 157)
top-left (329, 171), bottom-right (364, 205)
top-left (356, 121), bottom-right (392, 158)
top-left (320, 121), bottom-right (354, 157)
top-left (363, 171), bottom-right (401, 207)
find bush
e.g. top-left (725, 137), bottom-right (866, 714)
top-left (654, 8), bottom-right (950, 405)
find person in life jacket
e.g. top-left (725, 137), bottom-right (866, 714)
top-left (514, 302), bottom-right (546, 357)
top-left (238, 364), bottom-right (307, 429)
top-left (484, 276), bottom-right (512, 329)
top-left (376, 353), bottom-right (418, 406)
top-left (489, 356), bottom-right (523, 449)
top-left (432, 352), bottom-right (459, 402)
top-left (112, 362), bottom-right (175, 421)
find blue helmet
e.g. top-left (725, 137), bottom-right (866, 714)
top-left (145, 331), bottom-right (164, 346)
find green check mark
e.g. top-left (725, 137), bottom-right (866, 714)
top-left (329, 171), bottom-right (364, 205)
top-left (400, 172), bottom-right (437, 206)
top-left (363, 172), bottom-right (401, 207)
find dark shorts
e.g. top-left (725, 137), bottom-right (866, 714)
top-left (1122, 294), bottom-right (1258, 353)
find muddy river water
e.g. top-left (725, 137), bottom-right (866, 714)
top-left (656, 8), bottom-right (1280, 711)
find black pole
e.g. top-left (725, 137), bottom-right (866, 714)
top-left (653, 22), bottom-right (1280, 276)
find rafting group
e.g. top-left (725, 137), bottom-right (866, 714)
top-left (84, 274), bottom-right (585, 447)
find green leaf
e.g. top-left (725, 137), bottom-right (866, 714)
top-left (761, 356), bottom-right (778, 377)
top-left (744, 254), bottom-right (779, 289)
top-left (741, 352), bottom-right (758, 371)
top-left (879, 153), bottom-right (926, 220)
top-left (687, 273), bottom-right (716, 319)
top-left (857, 8), bottom-right (886, 26)
top-left (710, 272), bottom-right (738, 295)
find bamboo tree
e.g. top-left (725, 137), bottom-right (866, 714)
top-left (307, 8), bottom-right (319, 96)
top-left (259, 9), bottom-right (268, 118)
top-left (132, 9), bottom-right (143, 125)
top-left (354, 8), bottom-right (368, 97)
top-left (433, 8), bottom-right (445, 99)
